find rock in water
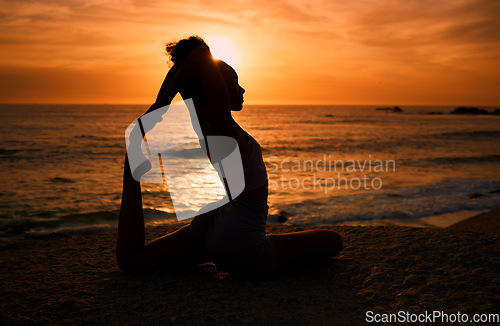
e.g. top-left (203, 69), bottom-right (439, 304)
top-left (450, 107), bottom-right (489, 114)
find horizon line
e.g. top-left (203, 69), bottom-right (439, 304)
top-left (0, 102), bottom-right (498, 107)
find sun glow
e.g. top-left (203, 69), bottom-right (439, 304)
top-left (205, 35), bottom-right (241, 69)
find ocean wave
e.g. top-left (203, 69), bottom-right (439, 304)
top-left (438, 131), bottom-right (500, 137)
top-left (74, 134), bottom-right (122, 140)
top-left (0, 217), bottom-right (61, 234)
top-left (0, 209), bottom-right (178, 237)
top-left (162, 147), bottom-right (206, 159)
top-left (430, 155), bottom-right (500, 164)
top-left (264, 142), bottom-right (344, 153)
top-left (397, 154), bottom-right (500, 167)
top-left (0, 148), bottom-right (43, 160)
top-left (271, 178), bottom-right (500, 225)
top-left (0, 148), bottom-right (20, 155)
top-left (0, 211), bottom-right (118, 236)
top-left (297, 119), bottom-right (385, 125)
top-left (50, 177), bottom-right (76, 183)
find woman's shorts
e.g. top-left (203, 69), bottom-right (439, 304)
top-left (189, 198), bottom-right (274, 276)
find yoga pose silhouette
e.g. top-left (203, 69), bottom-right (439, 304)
top-left (116, 36), bottom-right (342, 276)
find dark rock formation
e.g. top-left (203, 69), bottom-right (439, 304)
top-left (450, 107), bottom-right (489, 115)
top-left (376, 106), bottom-right (403, 112)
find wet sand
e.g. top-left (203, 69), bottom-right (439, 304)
top-left (0, 210), bottom-right (498, 325)
top-left (447, 207), bottom-right (500, 236)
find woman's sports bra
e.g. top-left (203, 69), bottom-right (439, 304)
top-left (201, 129), bottom-right (267, 195)
top-left (241, 130), bottom-right (268, 191)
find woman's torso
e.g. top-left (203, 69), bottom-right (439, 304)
top-left (236, 127), bottom-right (268, 203)
top-left (180, 87), bottom-right (268, 204)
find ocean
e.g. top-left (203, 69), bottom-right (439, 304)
top-left (1, 104), bottom-right (499, 236)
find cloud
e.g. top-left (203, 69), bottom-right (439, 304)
top-left (346, 0), bottom-right (500, 47)
top-left (0, 0), bottom-right (499, 104)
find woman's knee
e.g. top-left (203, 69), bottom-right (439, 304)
top-left (328, 230), bottom-right (343, 255)
top-left (315, 230), bottom-right (343, 255)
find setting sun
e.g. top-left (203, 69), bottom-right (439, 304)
top-left (205, 35), bottom-right (241, 69)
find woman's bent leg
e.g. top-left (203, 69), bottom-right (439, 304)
top-left (258, 230), bottom-right (343, 274)
top-left (116, 156), bottom-right (199, 272)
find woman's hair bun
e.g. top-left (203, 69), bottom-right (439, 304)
top-left (165, 35), bottom-right (210, 65)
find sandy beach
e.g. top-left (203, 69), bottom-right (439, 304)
top-left (0, 210), bottom-right (498, 325)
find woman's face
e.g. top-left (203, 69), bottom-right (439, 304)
top-left (217, 61), bottom-right (245, 111)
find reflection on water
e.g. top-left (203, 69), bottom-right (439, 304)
top-left (125, 101), bottom-right (228, 219)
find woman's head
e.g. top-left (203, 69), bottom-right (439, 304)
top-left (216, 60), bottom-right (245, 111)
top-left (166, 36), bottom-right (245, 111)
top-left (165, 35), bottom-right (209, 66)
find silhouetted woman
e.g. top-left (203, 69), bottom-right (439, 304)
top-left (117, 36), bottom-right (342, 276)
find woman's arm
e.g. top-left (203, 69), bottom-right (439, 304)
top-left (154, 64), bottom-right (179, 104)
top-left (141, 64), bottom-right (180, 116)
top-left (116, 154), bottom-right (200, 272)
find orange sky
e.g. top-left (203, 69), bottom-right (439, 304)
top-left (0, 0), bottom-right (499, 105)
